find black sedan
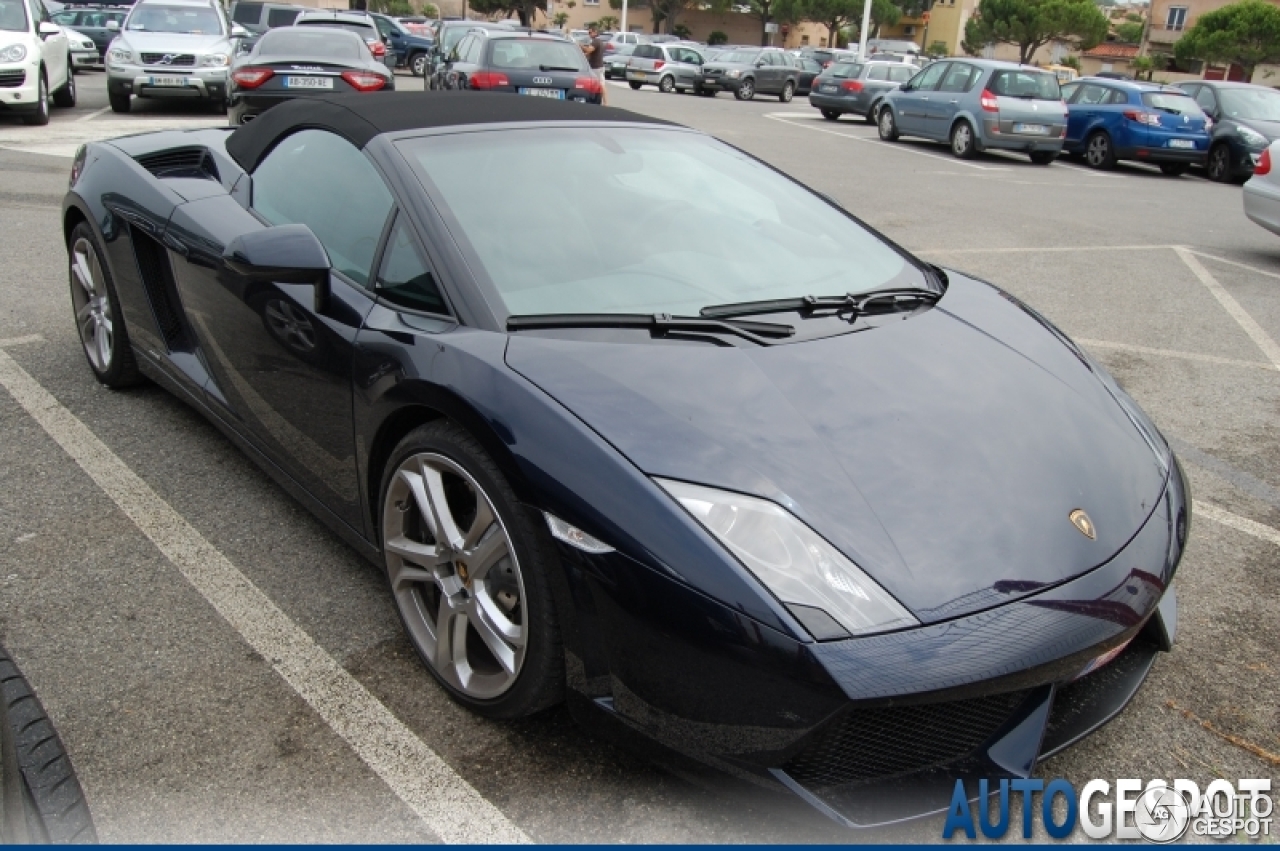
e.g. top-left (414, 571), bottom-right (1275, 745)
top-left (437, 31), bottom-right (601, 103)
top-left (228, 27), bottom-right (393, 125)
top-left (61, 92), bottom-right (1184, 827)
top-left (1176, 80), bottom-right (1280, 183)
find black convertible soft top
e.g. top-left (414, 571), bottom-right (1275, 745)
top-left (225, 91), bottom-right (674, 172)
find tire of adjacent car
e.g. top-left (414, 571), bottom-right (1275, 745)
top-left (658, 74), bottom-right (675, 93)
top-left (1160, 163), bottom-right (1188, 176)
top-left (735, 77), bottom-right (754, 100)
top-left (1085, 130), bottom-right (1116, 170)
top-left (51, 56), bottom-right (76, 107)
top-left (108, 87), bottom-right (130, 113)
top-left (1206, 143), bottom-right (1232, 182)
top-left (21, 72), bottom-right (49, 126)
top-left (410, 51), bottom-right (427, 77)
top-left (878, 106), bottom-right (898, 141)
top-left (820, 108), bottom-right (840, 121)
top-left (67, 222), bottom-right (142, 389)
top-left (0, 646), bottom-right (97, 843)
top-left (1029, 150), bottom-right (1057, 165)
top-left (628, 80), bottom-right (642, 90)
top-left (378, 421), bottom-right (564, 720)
top-left (950, 119), bottom-right (977, 159)
top-left (778, 80), bottom-right (794, 103)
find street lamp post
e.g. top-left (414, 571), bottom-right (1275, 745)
top-left (622, 0), bottom-right (628, 32)
top-left (857, 0), bottom-right (871, 56)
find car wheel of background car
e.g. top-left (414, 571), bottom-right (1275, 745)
top-left (878, 106), bottom-right (898, 141)
top-left (410, 51), bottom-right (427, 76)
top-left (778, 80), bottom-right (794, 103)
top-left (820, 108), bottom-right (840, 121)
top-left (1, 646), bottom-right (98, 843)
top-left (21, 73), bottom-right (49, 127)
top-left (1085, 130), bottom-right (1116, 170)
top-left (67, 222), bottom-right (141, 388)
top-left (735, 78), bottom-right (755, 100)
top-left (698, 87), bottom-right (715, 96)
top-left (629, 80), bottom-right (642, 90)
top-left (950, 120), bottom-right (977, 159)
top-left (108, 88), bottom-right (130, 113)
top-left (1029, 151), bottom-right (1056, 165)
top-left (52, 62), bottom-right (76, 108)
top-left (380, 421), bottom-right (564, 720)
top-left (1206, 143), bottom-right (1231, 182)
top-left (658, 75), bottom-right (675, 93)
top-left (211, 97), bottom-right (227, 115)
top-left (1160, 163), bottom-right (1188, 177)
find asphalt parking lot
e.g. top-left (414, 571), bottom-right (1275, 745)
top-left (0, 69), bottom-right (1277, 842)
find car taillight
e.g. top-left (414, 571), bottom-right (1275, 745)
top-left (366, 39), bottom-right (386, 57)
top-left (822, 60), bottom-right (831, 67)
top-left (1257, 147), bottom-right (1272, 176)
top-left (468, 71), bottom-right (510, 90)
top-left (605, 43), bottom-right (614, 51)
top-left (574, 76), bottom-right (603, 94)
top-left (840, 79), bottom-right (863, 92)
top-left (341, 70), bottom-right (386, 91)
top-left (1123, 109), bottom-right (1162, 126)
top-left (232, 67), bottom-right (274, 89)
top-left (653, 59), bottom-right (665, 70)
top-left (980, 88), bottom-right (998, 112)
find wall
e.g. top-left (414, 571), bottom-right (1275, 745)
top-left (546, 2), bottom-right (828, 47)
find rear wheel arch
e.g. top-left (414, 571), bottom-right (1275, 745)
top-left (63, 203), bottom-right (89, 248)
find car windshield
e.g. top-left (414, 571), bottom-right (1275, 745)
top-left (988, 69), bottom-right (1061, 100)
top-left (0, 0), bottom-right (30, 29)
top-left (127, 4), bottom-right (223, 33)
top-left (297, 19), bottom-right (374, 39)
top-left (827, 62), bottom-right (861, 78)
top-left (489, 38), bottom-right (585, 70)
top-left (1219, 87), bottom-right (1280, 121)
top-left (399, 127), bottom-right (917, 318)
top-left (1141, 92), bottom-right (1204, 115)
top-left (258, 27), bottom-right (362, 58)
top-left (715, 50), bottom-right (758, 64)
top-left (441, 25), bottom-right (475, 51)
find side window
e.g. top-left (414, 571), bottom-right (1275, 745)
top-left (867, 64), bottom-right (889, 81)
top-left (1193, 86), bottom-right (1216, 112)
top-left (910, 61), bottom-right (947, 91)
top-left (1060, 81), bottom-right (1080, 102)
top-left (450, 34), bottom-right (470, 61)
top-left (888, 65), bottom-right (915, 83)
top-left (465, 35), bottom-right (484, 63)
top-left (51, 10), bottom-right (75, 23)
top-left (1105, 88), bottom-right (1129, 105)
top-left (376, 215), bottom-right (449, 314)
top-left (252, 130), bottom-right (394, 286)
top-left (374, 16), bottom-right (393, 38)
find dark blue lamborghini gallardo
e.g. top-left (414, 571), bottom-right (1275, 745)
top-left (61, 92), bottom-right (1187, 827)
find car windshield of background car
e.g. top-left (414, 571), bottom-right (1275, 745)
top-left (828, 62), bottom-right (860, 78)
top-left (127, 4), bottom-right (223, 33)
top-left (297, 20), bottom-right (374, 39)
top-left (258, 27), bottom-right (362, 59)
top-left (715, 49), bottom-right (758, 64)
top-left (0, 0), bottom-right (28, 31)
top-left (1219, 88), bottom-right (1280, 121)
top-left (400, 127), bottom-right (915, 317)
top-left (989, 69), bottom-right (1061, 101)
top-left (1141, 92), bottom-right (1204, 116)
top-left (489, 39), bottom-right (585, 70)
top-left (441, 25), bottom-right (476, 52)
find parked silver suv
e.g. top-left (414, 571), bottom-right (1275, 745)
top-left (626, 43), bottom-right (704, 93)
top-left (106, 0), bottom-right (246, 113)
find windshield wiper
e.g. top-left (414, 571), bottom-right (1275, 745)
top-left (539, 64), bottom-right (580, 72)
top-left (700, 286), bottom-right (941, 320)
top-left (506, 312), bottom-right (795, 345)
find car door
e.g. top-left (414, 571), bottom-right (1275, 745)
top-left (166, 128), bottom-right (390, 530)
top-left (375, 15), bottom-right (407, 67)
top-left (444, 34), bottom-right (474, 88)
top-left (30, 0), bottom-right (68, 88)
top-left (1065, 82), bottom-right (1108, 146)
top-left (926, 61), bottom-right (976, 138)
top-left (895, 61), bottom-right (946, 134)
top-left (675, 47), bottom-right (701, 87)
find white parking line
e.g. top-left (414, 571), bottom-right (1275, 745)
top-left (0, 334), bottom-right (43, 347)
top-left (1185, 249), bottom-right (1280, 282)
top-left (916, 243), bottom-right (1177, 255)
top-left (1078, 338), bottom-right (1279, 372)
top-left (763, 113), bottom-right (1011, 171)
top-left (1175, 246), bottom-right (1280, 372)
top-left (76, 106), bottom-right (112, 122)
top-left (0, 345), bottom-right (530, 845)
top-left (1197, 500), bottom-right (1280, 548)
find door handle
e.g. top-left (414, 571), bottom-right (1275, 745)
top-left (949, 98), bottom-right (959, 103)
top-left (920, 96), bottom-right (929, 100)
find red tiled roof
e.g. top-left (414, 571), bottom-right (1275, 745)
top-left (1085, 43), bottom-right (1140, 59)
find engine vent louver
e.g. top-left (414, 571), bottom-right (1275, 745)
top-left (129, 226), bottom-right (191, 352)
top-left (134, 147), bottom-right (221, 182)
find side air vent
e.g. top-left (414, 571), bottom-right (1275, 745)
top-left (129, 225), bottom-right (192, 352)
top-left (134, 147), bottom-right (221, 182)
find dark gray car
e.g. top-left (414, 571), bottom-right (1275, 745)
top-left (808, 60), bottom-right (917, 122)
top-left (698, 46), bottom-right (799, 101)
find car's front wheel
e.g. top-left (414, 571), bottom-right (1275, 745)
top-left (410, 52), bottom-right (427, 77)
top-left (108, 86), bottom-right (130, 113)
top-left (68, 222), bottom-right (141, 388)
top-left (658, 74), bottom-right (675, 93)
top-left (735, 77), bottom-right (754, 100)
top-left (380, 422), bottom-right (563, 719)
top-left (1206, 143), bottom-right (1232, 182)
top-left (878, 106), bottom-right (898, 141)
top-left (820, 108), bottom-right (840, 121)
top-left (21, 72), bottom-right (49, 126)
top-left (778, 80), bottom-right (794, 103)
top-left (52, 57), bottom-right (76, 107)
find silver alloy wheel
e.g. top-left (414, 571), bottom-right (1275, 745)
top-left (70, 237), bottom-right (113, 372)
top-left (1087, 134), bottom-right (1109, 167)
top-left (411, 53), bottom-right (427, 76)
top-left (952, 122), bottom-right (972, 155)
top-left (659, 75), bottom-right (674, 93)
top-left (1208, 145), bottom-right (1229, 182)
top-left (383, 452), bottom-right (527, 699)
top-left (879, 108), bottom-right (895, 137)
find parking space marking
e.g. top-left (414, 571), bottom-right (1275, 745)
top-left (764, 113), bottom-right (1011, 172)
top-left (0, 334), bottom-right (43, 348)
top-left (916, 243), bottom-right (1176, 255)
top-left (1185, 249), bottom-right (1280, 282)
top-left (1196, 500), bottom-right (1280, 548)
top-left (1078, 338), bottom-right (1278, 372)
top-left (0, 348), bottom-right (531, 845)
top-left (76, 106), bottom-right (111, 123)
top-left (1175, 246), bottom-right (1280, 371)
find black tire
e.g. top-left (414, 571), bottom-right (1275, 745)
top-left (778, 80), bottom-right (794, 103)
top-left (380, 421), bottom-right (564, 720)
top-left (1206, 143), bottom-right (1232, 182)
top-left (819, 108), bottom-right (840, 121)
top-left (1029, 150), bottom-right (1057, 165)
top-left (0, 647), bottom-right (97, 843)
top-left (52, 60), bottom-right (76, 107)
top-left (698, 87), bottom-right (715, 96)
top-left (628, 80), bottom-right (642, 90)
top-left (67, 222), bottom-right (142, 389)
top-left (21, 73), bottom-right (49, 126)
top-left (1085, 130), bottom-right (1116, 170)
top-left (410, 51), bottom-right (427, 77)
top-left (950, 119), bottom-right (977, 159)
top-left (877, 106), bottom-right (898, 141)
top-left (1160, 163), bottom-right (1188, 177)
top-left (865, 104), bottom-right (879, 124)
top-left (734, 77), bottom-right (754, 100)
top-left (657, 74), bottom-right (675, 93)
top-left (107, 87), bottom-right (129, 113)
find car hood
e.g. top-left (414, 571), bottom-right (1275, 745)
top-left (116, 31), bottom-right (231, 52)
top-left (506, 272), bottom-right (1170, 624)
top-left (1236, 118), bottom-right (1280, 140)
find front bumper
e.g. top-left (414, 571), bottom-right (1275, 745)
top-left (71, 50), bottom-right (98, 68)
top-left (564, 457), bottom-right (1188, 827)
top-left (0, 63), bottom-right (41, 111)
top-left (108, 65), bottom-right (228, 101)
top-left (698, 74), bottom-right (739, 91)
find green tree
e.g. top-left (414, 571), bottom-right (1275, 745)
top-left (1174, 0), bottom-right (1280, 82)
top-left (962, 0), bottom-right (1108, 64)
top-left (1114, 19), bottom-right (1143, 41)
top-left (708, 29), bottom-right (729, 43)
top-left (553, 10), bottom-right (569, 25)
top-left (598, 14), bottom-right (619, 28)
top-left (1129, 53), bottom-right (1156, 79)
top-left (926, 39), bottom-right (948, 56)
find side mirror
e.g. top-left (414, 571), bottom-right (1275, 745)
top-left (223, 224), bottom-right (331, 312)
top-left (38, 21), bottom-right (60, 38)
top-left (106, 18), bottom-right (119, 30)
top-left (899, 83), bottom-right (913, 92)
top-left (754, 59), bottom-right (766, 67)
top-left (230, 23), bottom-right (248, 37)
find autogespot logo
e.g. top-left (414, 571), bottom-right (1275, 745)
top-left (943, 777), bottom-right (1273, 841)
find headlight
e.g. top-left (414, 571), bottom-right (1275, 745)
top-left (201, 52), bottom-right (229, 67)
top-left (0, 43), bottom-right (26, 63)
top-left (726, 68), bottom-right (740, 78)
top-left (1238, 126), bottom-right (1267, 148)
top-left (108, 47), bottom-right (132, 63)
top-left (657, 479), bottom-right (918, 639)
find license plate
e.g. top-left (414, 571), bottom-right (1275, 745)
top-left (148, 76), bottom-right (187, 87)
top-left (518, 87), bottom-right (564, 99)
top-left (285, 76), bottom-right (332, 89)
top-left (1168, 139), bottom-right (1195, 149)
top-left (1013, 123), bottom-right (1048, 135)
top-left (632, 71), bottom-right (646, 79)
top-left (820, 84), bottom-right (837, 93)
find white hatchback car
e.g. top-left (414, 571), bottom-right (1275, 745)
top-left (1243, 140), bottom-right (1280, 236)
top-left (0, 0), bottom-right (75, 125)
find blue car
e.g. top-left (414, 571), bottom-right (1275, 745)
top-left (1061, 78), bottom-right (1211, 175)
top-left (371, 11), bottom-right (435, 77)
